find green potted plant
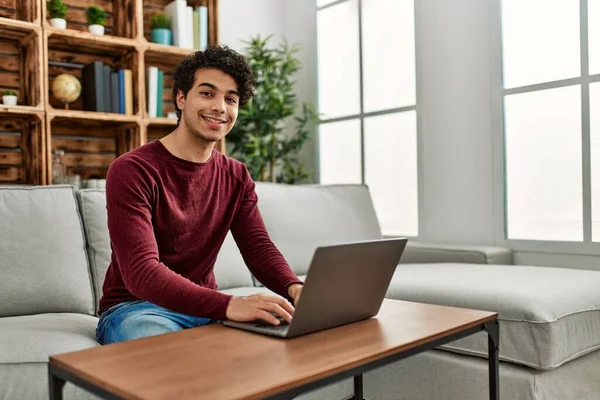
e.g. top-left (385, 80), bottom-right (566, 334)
top-left (2, 90), bottom-right (17, 106)
top-left (228, 35), bottom-right (320, 184)
top-left (150, 12), bottom-right (172, 45)
top-left (86, 5), bottom-right (107, 36)
top-left (47, 0), bottom-right (68, 29)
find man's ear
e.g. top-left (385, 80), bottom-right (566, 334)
top-left (176, 89), bottom-right (186, 110)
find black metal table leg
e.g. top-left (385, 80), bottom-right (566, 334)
top-left (487, 320), bottom-right (500, 400)
top-left (49, 366), bottom-right (66, 400)
top-left (353, 374), bottom-right (364, 400)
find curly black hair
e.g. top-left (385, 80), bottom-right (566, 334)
top-left (172, 45), bottom-right (255, 124)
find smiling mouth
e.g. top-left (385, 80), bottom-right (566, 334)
top-left (201, 115), bottom-right (227, 124)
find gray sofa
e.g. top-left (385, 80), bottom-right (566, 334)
top-left (1, 183), bottom-right (600, 400)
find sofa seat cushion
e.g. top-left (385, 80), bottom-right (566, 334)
top-left (0, 313), bottom-right (99, 364)
top-left (386, 263), bottom-right (600, 370)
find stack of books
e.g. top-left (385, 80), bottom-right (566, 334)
top-left (164, 0), bottom-right (209, 50)
top-left (82, 61), bottom-right (133, 114)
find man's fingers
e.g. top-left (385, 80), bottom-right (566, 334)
top-left (258, 294), bottom-right (295, 315)
top-left (261, 303), bottom-right (293, 323)
top-left (255, 310), bottom-right (280, 325)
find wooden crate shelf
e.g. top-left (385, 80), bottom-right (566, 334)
top-left (48, 109), bottom-right (140, 123)
top-left (0, 0), bottom-right (221, 185)
top-left (0, 24), bottom-right (43, 109)
top-left (0, 0), bottom-right (40, 25)
top-left (42, 0), bottom-right (138, 40)
top-left (146, 117), bottom-right (178, 126)
top-left (142, 0), bottom-right (218, 44)
top-left (45, 29), bottom-right (141, 116)
top-left (0, 113), bottom-right (45, 185)
top-left (46, 114), bottom-right (140, 183)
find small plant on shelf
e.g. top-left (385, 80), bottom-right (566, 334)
top-left (150, 12), bottom-right (172, 45)
top-left (2, 90), bottom-right (18, 106)
top-left (86, 5), bottom-right (107, 36)
top-left (47, 0), bottom-right (68, 29)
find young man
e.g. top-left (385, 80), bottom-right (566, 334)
top-left (96, 45), bottom-right (304, 345)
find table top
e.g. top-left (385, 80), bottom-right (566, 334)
top-left (50, 299), bottom-right (497, 400)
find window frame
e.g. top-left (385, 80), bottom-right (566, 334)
top-left (492, 0), bottom-right (600, 255)
top-left (315, 0), bottom-right (421, 238)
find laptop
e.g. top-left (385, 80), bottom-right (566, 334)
top-left (222, 238), bottom-right (407, 338)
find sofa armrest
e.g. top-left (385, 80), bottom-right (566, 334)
top-left (399, 240), bottom-right (513, 265)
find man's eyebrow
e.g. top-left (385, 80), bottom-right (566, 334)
top-left (197, 82), bottom-right (240, 97)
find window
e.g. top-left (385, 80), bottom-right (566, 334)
top-left (316, 0), bottom-right (418, 237)
top-left (499, 0), bottom-right (600, 246)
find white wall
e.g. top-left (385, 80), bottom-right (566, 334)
top-left (219, 0), bottom-right (318, 182)
top-left (415, 0), bottom-right (496, 246)
top-left (219, 0), bottom-right (285, 52)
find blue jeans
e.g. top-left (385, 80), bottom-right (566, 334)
top-left (96, 300), bottom-right (215, 345)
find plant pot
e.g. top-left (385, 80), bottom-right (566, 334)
top-left (88, 24), bottom-right (105, 36)
top-left (49, 18), bottom-right (66, 29)
top-left (2, 95), bottom-right (17, 106)
top-left (151, 28), bottom-right (172, 45)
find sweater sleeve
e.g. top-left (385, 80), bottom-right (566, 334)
top-left (105, 158), bottom-right (232, 320)
top-left (230, 169), bottom-right (303, 299)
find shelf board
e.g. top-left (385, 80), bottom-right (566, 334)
top-left (145, 42), bottom-right (195, 65)
top-left (145, 117), bottom-right (178, 126)
top-left (0, 18), bottom-right (40, 42)
top-left (0, 104), bottom-right (43, 116)
top-left (48, 109), bottom-right (140, 124)
top-left (46, 26), bottom-right (139, 54)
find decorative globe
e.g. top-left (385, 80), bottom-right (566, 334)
top-left (52, 74), bottom-right (81, 109)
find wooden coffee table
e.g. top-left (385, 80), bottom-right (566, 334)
top-left (48, 299), bottom-right (499, 400)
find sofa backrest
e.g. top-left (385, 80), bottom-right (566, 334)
top-left (254, 183), bottom-right (383, 277)
top-left (76, 189), bottom-right (255, 299)
top-left (0, 186), bottom-right (95, 317)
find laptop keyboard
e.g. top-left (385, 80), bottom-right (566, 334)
top-left (254, 316), bottom-right (290, 329)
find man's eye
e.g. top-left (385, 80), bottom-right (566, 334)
top-left (200, 91), bottom-right (211, 96)
top-left (226, 97), bottom-right (237, 104)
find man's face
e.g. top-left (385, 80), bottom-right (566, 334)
top-left (176, 68), bottom-right (240, 143)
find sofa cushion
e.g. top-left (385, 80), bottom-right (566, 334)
top-left (0, 186), bottom-right (95, 317)
top-left (77, 189), bottom-right (111, 310)
top-left (255, 183), bottom-right (382, 276)
top-left (77, 189), bottom-right (255, 293)
top-left (0, 313), bottom-right (99, 363)
top-left (386, 263), bottom-right (600, 370)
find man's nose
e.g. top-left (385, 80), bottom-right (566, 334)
top-left (210, 96), bottom-right (226, 113)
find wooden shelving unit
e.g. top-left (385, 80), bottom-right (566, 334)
top-left (0, 0), bottom-right (221, 185)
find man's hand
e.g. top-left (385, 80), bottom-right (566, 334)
top-left (288, 283), bottom-right (303, 306)
top-left (225, 293), bottom-right (294, 325)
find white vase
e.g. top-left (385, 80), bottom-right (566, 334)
top-left (88, 24), bottom-right (104, 36)
top-left (49, 18), bottom-right (66, 29)
top-left (2, 95), bottom-right (17, 106)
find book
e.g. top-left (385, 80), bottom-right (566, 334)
top-left (118, 69), bottom-right (125, 114)
top-left (198, 5), bottom-right (208, 50)
top-left (82, 61), bottom-right (105, 112)
top-left (110, 71), bottom-right (120, 114)
top-left (147, 66), bottom-right (158, 118)
top-left (157, 69), bottom-right (164, 118)
top-left (193, 9), bottom-right (199, 50)
top-left (124, 69), bottom-right (133, 115)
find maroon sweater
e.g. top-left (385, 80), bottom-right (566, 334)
top-left (98, 140), bottom-right (302, 320)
